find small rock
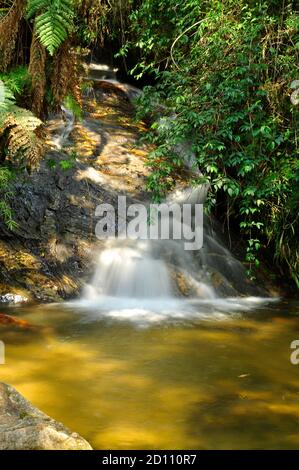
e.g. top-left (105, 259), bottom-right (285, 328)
top-left (0, 294), bottom-right (28, 304)
top-left (0, 314), bottom-right (34, 329)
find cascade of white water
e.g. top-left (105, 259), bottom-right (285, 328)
top-left (52, 105), bottom-right (75, 150)
top-left (86, 62), bottom-right (141, 102)
top-left (85, 242), bottom-right (173, 300)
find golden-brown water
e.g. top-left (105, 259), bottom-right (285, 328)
top-left (0, 300), bottom-right (299, 449)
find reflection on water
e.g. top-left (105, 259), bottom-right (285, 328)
top-left (0, 300), bottom-right (299, 449)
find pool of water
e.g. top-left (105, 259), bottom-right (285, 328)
top-left (0, 299), bottom-right (299, 449)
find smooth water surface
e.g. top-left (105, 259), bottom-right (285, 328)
top-left (0, 300), bottom-right (299, 449)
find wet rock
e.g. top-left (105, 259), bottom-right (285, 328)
top-left (0, 294), bottom-right (28, 304)
top-left (0, 383), bottom-right (92, 450)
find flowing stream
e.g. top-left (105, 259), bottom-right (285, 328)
top-left (68, 63), bottom-right (276, 324)
top-left (0, 64), bottom-right (298, 450)
top-left (46, 63), bottom-right (280, 327)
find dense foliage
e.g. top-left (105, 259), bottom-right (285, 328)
top-left (123, 0), bottom-right (299, 286)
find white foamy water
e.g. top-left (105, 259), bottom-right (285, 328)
top-left (67, 240), bottom-right (278, 327)
top-left (85, 245), bottom-right (173, 299)
top-left (67, 295), bottom-right (278, 327)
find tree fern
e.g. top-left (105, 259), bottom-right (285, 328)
top-left (51, 38), bottom-right (82, 109)
top-left (0, 0), bottom-right (26, 71)
top-left (27, 0), bottom-right (74, 55)
top-left (0, 81), bottom-right (45, 169)
top-left (0, 106), bottom-right (45, 167)
top-left (28, 30), bottom-right (47, 116)
top-left (0, 80), bottom-right (45, 228)
top-left (0, 82), bottom-right (16, 230)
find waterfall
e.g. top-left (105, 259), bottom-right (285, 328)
top-left (80, 195), bottom-right (275, 321)
top-left (85, 242), bottom-right (173, 300)
top-left (77, 166), bottom-right (276, 322)
top-left (61, 62), bottom-right (277, 324)
top-left (52, 105), bottom-right (75, 150)
top-left (86, 62), bottom-right (141, 102)
top-left (78, 229), bottom-right (276, 324)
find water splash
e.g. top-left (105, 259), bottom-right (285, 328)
top-left (85, 243), bottom-right (173, 300)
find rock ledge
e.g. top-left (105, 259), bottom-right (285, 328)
top-left (0, 382), bottom-right (92, 450)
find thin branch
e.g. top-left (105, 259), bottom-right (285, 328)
top-left (170, 19), bottom-right (206, 70)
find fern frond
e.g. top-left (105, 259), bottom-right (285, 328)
top-left (1, 106), bottom-right (45, 168)
top-left (0, 0), bottom-right (26, 71)
top-left (28, 30), bottom-right (47, 117)
top-left (51, 39), bottom-right (82, 108)
top-left (27, 0), bottom-right (74, 55)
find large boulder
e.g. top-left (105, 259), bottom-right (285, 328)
top-left (0, 383), bottom-right (92, 450)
